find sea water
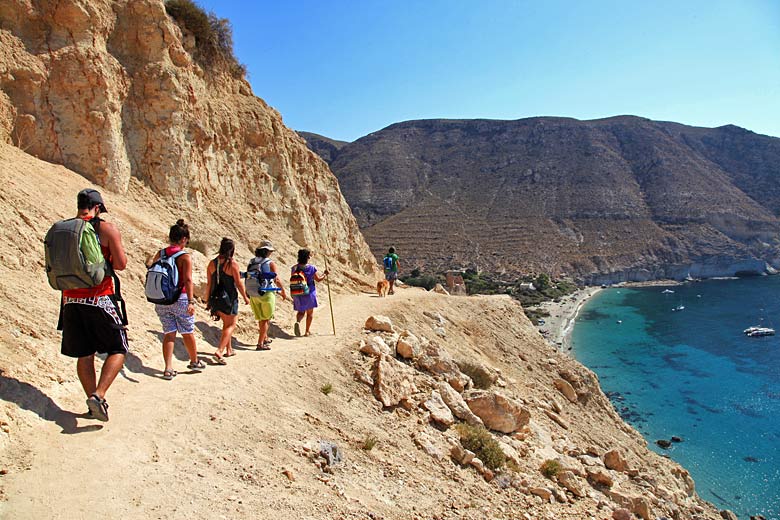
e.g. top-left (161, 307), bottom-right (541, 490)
top-left (571, 277), bottom-right (780, 519)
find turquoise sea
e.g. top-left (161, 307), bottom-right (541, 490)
top-left (571, 277), bottom-right (780, 519)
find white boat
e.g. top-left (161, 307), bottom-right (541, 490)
top-left (744, 326), bottom-right (775, 337)
top-left (672, 305), bottom-right (685, 312)
top-left (662, 289), bottom-right (675, 294)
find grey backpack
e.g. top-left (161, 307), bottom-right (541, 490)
top-left (44, 218), bottom-right (107, 290)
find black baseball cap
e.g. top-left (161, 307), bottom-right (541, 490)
top-left (77, 189), bottom-right (108, 213)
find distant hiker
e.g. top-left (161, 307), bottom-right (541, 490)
top-left (383, 246), bottom-right (400, 295)
top-left (291, 248), bottom-right (329, 337)
top-left (205, 237), bottom-right (250, 363)
top-left (146, 220), bottom-right (206, 380)
top-left (246, 240), bottom-right (287, 350)
top-left (44, 189), bottom-right (127, 421)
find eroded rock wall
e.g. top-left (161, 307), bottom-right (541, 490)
top-left (0, 0), bottom-right (375, 275)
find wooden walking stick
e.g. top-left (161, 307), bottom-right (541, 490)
top-left (324, 257), bottom-right (336, 335)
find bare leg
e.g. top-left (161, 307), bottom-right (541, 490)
top-left (257, 319), bottom-right (270, 346)
top-left (162, 332), bottom-right (176, 372)
top-left (95, 353), bottom-right (125, 399)
top-left (305, 309), bottom-right (314, 335)
top-left (76, 355), bottom-right (97, 397)
top-left (296, 311), bottom-right (305, 324)
top-left (182, 333), bottom-right (198, 363)
top-left (216, 313), bottom-right (237, 357)
top-left (389, 278), bottom-right (395, 294)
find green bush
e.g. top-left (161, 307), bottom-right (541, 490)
top-left (540, 459), bottom-right (561, 479)
top-left (165, 0), bottom-right (246, 77)
top-left (400, 274), bottom-right (441, 291)
top-left (320, 382), bottom-right (333, 396)
top-left (455, 423), bottom-right (505, 471)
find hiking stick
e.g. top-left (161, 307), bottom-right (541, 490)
top-left (324, 257), bottom-right (336, 335)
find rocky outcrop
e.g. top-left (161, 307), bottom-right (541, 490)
top-left (0, 0), bottom-right (375, 277)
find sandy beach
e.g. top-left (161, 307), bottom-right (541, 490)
top-left (535, 286), bottom-right (604, 349)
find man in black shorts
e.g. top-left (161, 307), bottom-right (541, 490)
top-left (60, 189), bottom-right (128, 421)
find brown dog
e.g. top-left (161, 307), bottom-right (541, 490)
top-left (376, 279), bottom-right (390, 297)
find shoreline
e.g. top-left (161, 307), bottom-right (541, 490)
top-left (536, 286), bottom-right (603, 350)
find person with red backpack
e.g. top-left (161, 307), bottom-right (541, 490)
top-left (46, 189), bottom-right (127, 421)
top-left (290, 249), bottom-right (329, 337)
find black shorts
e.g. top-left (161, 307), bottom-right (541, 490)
top-left (61, 296), bottom-right (128, 358)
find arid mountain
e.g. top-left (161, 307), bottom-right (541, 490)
top-left (0, 0), bottom-right (375, 278)
top-left (306, 117), bottom-right (780, 283)
top-left (298, 131), bottom-right (349, 164)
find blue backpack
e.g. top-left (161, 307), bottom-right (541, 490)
top-left (145, 249), bottom-right (186, 305)
top-left (245, 257), bottom-right (279, 296)
top-left (383, 255), bottom-right (394, 271)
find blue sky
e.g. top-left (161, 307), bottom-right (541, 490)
top-left (196, 0), bottom-right (780, 142)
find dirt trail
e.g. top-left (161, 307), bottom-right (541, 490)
top-left (1, 286), bottom-right (422, 519)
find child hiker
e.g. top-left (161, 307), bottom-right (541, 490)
top-left (290, 248), bottom-right (329, 337)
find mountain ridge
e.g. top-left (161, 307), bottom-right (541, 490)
top-left (303, 116), bottom-right (780, 282)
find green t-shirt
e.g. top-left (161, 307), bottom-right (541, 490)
top-left (384, 253), bottom-right (399, 272)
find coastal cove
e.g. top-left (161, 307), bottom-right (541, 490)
top-left (570, 277), bottom-right (780, 519)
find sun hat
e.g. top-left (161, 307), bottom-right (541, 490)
top-left (259, 240), bottom-right (275, 251)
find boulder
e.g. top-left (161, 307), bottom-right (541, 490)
top-left (612, 509), bottom-right (632, 520)
top-left (450, 444), bottom-right (475, 465)
top-left (655, 439), bottom-right (672, 449)
top-left (422, 391), bottom-right (455, 427)
top-left (720, 511), bottom-right (738, 520)
top-left (432, 283), bottom-right (450, 295)
top-left (544, 409), bottom-right (569, 430)
top-left (529, 487), bottom-right (553, 500)
top-left (413, 430), bottom-right (444, 459)
top-left (319, 441), bottom-right (343, 466)
top-left (360, 336), bottom-right (390, 357)
top-left (553, 378), bottom-right (578, 403)
top-left (437, 381), bottom-right (483, 426)
top-left (603, 449), bottom-right (629, 472)
top-left (631, 497), bottom-right (652, 520)
top-left (557, 470), bottom-right (587, 498)
top-left (372, 354), bottom-right (417, 408)
top-left (586, 468), bottom-right (613, 488)
top-left (396, 331), bottom-right (422, 359)
top-left (365, 315), bottom-right (394, 332)
top-left (416, 342), bottom-right (470, 391)
top-left (464, 391), bottom-right (530, 433)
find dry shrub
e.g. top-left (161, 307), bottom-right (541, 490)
top-left (455, 423), bottom-right (505, 471)
top-left (457, 361), bottom-right (495, 390)
top-left (361, 435), bottom-right (377, 451)
top-left (320, 382), bottom-right (333, 396)
top-left (165, 0), bottom-right (246, 77)
top-left (540, 459), bottom-right (561, 479)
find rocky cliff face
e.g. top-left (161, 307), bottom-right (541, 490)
top-left (0, 0), bottom-right (375, 276)
top-left (306, 117), bottom-right (780, 281)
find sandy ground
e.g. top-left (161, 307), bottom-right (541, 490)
top-left (536, 287), bottom-right (603, 349)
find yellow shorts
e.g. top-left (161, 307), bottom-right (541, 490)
top-left (249, 292), bottom-right (276, 321)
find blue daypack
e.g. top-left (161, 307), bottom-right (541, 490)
top-left (383, 255), bottom-right (394, 271)
top-left (145, 249), bottom-right (186, 305)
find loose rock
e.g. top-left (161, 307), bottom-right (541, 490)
top-left (365, 315), bottom-right (394, 332)
top-left (603, 449), bottom-right (629, 472)
top-left (372, 354), bottom-right (418, 407)
top-left (422, 391), bottom-right (455, 427)
top-left (465, 390), bottom-right (530, 433)
top-left (437, 381), bottom-right (483, 426)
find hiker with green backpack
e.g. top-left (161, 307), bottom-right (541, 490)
top-left (145, 219), bottom-right (206, 380)
top-left (383, 246), bottom-right (400, 295)
top-left (44, 189), bottom-right (128, 422)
